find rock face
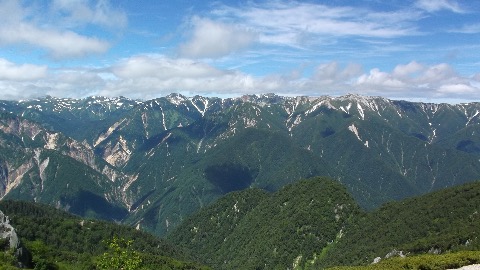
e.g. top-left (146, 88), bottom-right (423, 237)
top-left (0, 210), bottom-right (31, 268)
top-left (0, 210), bottom-right (19, 250)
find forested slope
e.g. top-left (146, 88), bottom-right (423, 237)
top-left (0, 200), bottom-right (210, 269)
top-left (170, 178), bottom-right (480, 270)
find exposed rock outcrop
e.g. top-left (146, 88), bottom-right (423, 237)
top-left (0, 210), bottom-right (32, 268)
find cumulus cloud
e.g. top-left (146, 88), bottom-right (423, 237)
top-left (321, 62), bottom-right (362, 80)
top-left (312, 62), bottom-right (363, 85)
top-left (437, 84), bottom-right (476, 94)
top-left (179, 17), bottom-right (257, 58)
top-left (0, 58), bottom-right (47, 81)
top-left (47, 70), bottom-right (106, 96)
top-left (0, 23), bottom-right (109, 58)
top-left (415, 0), bottom-right (465, 13)
top-left (112, 55), bottom-right (226, 79)
top-left (106, 55), bottom-right (266, 98)
top-left (357, 68), bottom-right (407, 89)
top-left (392, 61), bottom-right (424, 78)
top-left (1, 55), bottom-right (479, 103)
top-left (353, 61), bottom-right (479, 101)
top-left (105, 58), bottom-right (480, 102)
top-left (0, 0), bottom-right (119, 58)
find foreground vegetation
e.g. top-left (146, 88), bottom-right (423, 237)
top-left (326, 251), bottom-right (480, 270)
top-left (0, 200), bottom-right (210, 269)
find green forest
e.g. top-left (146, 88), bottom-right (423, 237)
top-left (0, 200), bottom-right (210, 269)
top-left (170, 177), bottom-right (480, 270)
top-left (1, 177), bottom-right (480, 269)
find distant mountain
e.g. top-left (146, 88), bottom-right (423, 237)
top-left (1, 93), bottom-right (480, 235)
top-left (169, 177), bottom-right (480, 270)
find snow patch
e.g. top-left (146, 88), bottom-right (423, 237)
top-left (167, 94), bottom-right (187, 105)
top-left (348, 124), bottom-right (369, 148)
top-left (357, 103), bottom-right (365, 120)
top-left (429, 129), bottom-right (436, 144)
top-left (348, 124), bottom-right (362, 142)
top-left (286, 114), bottom-right (303, 132)
top-left (160, 107), bottom-right (167, 130)
top-left (340, 102), bottom-right (352, 114)
top-left (466, 110), bottom-right (479, 126)
top-left (191, 97), bottom-right (209, 117)
top-left (305, 99), bottom-right (336, 115)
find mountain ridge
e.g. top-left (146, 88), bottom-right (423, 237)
top-left (1, 93), bottom-right (480, 235)
top-left (169, 177), bottom-right (480, 270)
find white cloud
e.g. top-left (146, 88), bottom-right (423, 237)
top-left (449, 23), bottom-right (480, 34)
top-left (353, 61), bottom-right (479, 100)
top-left (112, 55), bottom-right (226, 79)
top-left (0, 0), bottom-right (119, 58)
top-left (0, 58), bottom-right (47, 81)
top-left (212, 2), bottom-right (420, 49)
top-left (48, 70), bottom-right (106, 96)
top-left (0, 23), bottom-right (109, 58)
top-left (0, 81), bottom-right (48, 100)
top-left (417, 63), bottom-right (457, 84)
top-left (107, 57), bottom-right (479, 102)
top-left (51, 0), bottom-right (127, 28)
top-left (179, 17), bottom-right (257, 58)
top-left (313, 62), bottom-right (362, 85)
top-left (357, 68), bottom-right (407, 88)
top-left (437, 83), bottom-right (475, 93)
top-left (106, 55), bottom-right (265, 98)
top-left (0, 56), bottom-right (479, 103)
top-left (415, 0), bottom-right (465, 13)
top-left (392, 61), bottom-right (424, 78)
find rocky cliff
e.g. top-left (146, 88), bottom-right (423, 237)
top-left (0, 210), bottom-right (31, 268)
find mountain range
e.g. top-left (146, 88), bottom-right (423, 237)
top-left (0, 93), bottom-right (480, 236)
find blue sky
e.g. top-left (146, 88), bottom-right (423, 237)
top-left (0, 0), bottom-right (479, 103)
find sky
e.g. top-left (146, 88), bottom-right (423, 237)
top-left (0, 0), bottom-right (479, 103)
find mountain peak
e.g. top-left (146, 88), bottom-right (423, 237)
top-left (166, 93), bottom-right (188, 105)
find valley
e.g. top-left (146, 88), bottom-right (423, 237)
top-left (1, 93), bottom-right (480, 237)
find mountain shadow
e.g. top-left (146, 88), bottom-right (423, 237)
top-left (457, 140), bottom-right (480, 154)
top-left (60, 190), bottom-right (128, 221)
top-left (205, 163), bottom-right (256, 194)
